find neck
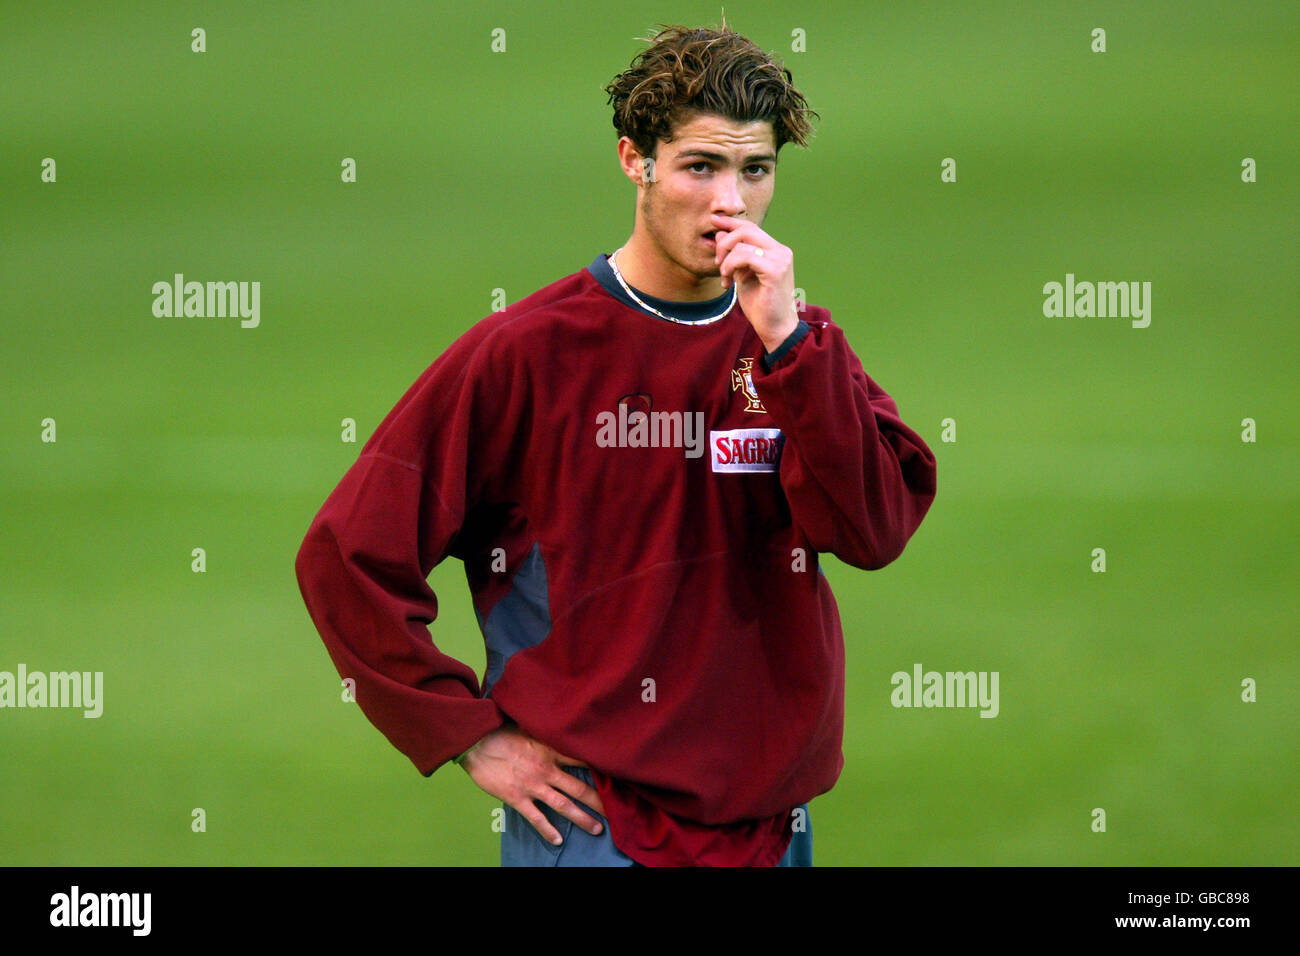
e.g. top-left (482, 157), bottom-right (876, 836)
top-left (614, 233), bottom-right (726, 302)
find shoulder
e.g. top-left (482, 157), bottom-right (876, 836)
top-left (484, 266), bottom-right (609, 341)
top-left (449, 265), bottom-right (610, 363)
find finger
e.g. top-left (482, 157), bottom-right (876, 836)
top-left (710, 212), bottom-right (764, 243)
top-left (549, 765), bottom-right (607, 818)
top-left (514, 799), bottom-right (565, 846)
top-left (536, 783), bottom-right (605, 836)
top-left (720, 245), bottom-right (764, 288)
top-left (714, 223), bottom-right (764, 265)
top-left (710, 212), bottom-right (753, 237)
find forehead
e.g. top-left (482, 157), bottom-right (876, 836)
top-left (662, 112), bottom-right (775, 157)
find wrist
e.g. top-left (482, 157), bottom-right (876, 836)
top-left (454, 719), bottom-right (511, 768)
top-left (757, 309), bottom-right (800, 354)
top-left (758, 325), bottom-right (797, 355)
top-left (453, 735), bottom-right (485, 769)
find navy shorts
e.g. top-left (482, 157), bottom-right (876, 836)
top-left (500, 766), bottom-right (813, 866)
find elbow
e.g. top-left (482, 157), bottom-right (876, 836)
top-left (839, 527), bottom-right (908, 571)
top-left (294, 514), bottom-right (337, 604)
top-left (842, 482), bottom-right (937, 571)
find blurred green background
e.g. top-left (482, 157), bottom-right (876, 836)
top-left (2, 1), bottom-right (1296, 865)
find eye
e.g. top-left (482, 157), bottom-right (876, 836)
top-left (689, 162), bottom-right (710, 173)
top-left (746, 165), bottom-right (771, 177)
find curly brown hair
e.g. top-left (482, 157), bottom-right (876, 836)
top-left (604, 22), bottom-right (818, 161)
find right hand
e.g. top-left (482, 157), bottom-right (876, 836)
top-left (456, 722), bottom-right (607, 846)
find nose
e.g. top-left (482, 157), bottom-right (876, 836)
top-left (712, 172), bottom-right (746, 218)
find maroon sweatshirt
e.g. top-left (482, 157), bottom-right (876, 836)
top-left (294, 255), bottom-right (937, 866)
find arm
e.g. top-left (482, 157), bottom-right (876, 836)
top-left (294, 323), bottom-right (607, 841)
top-left (294, 328), bottom-right (509, 774)
top-left (751, 314), bottom-right (937, 570)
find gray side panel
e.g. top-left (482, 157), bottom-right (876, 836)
top-left (478, 541), bottom-right (551, 695)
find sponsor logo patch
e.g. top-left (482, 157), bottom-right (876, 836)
top-left (710, 428), bottom-right (784, 473)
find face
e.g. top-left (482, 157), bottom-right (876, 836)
top-left (619, 111), bottom-right (777, 292)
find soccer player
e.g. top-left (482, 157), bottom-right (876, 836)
top-left (294, 23), bottom-right (937, 866)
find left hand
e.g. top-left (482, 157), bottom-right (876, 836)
top-left (712, 213), bottom-right (799, 353)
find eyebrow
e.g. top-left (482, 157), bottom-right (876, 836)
top-left (676, 150), bottom-right (777, 165)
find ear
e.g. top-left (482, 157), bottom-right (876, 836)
top-left (616, 137), bottom-right (653, 187)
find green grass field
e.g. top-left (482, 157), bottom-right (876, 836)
top-left (2, 1), bottom-right (1296, 865)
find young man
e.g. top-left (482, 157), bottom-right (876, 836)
top-left (294, 24), bottom-right (937, 867)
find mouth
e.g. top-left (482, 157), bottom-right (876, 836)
top-left (701, 230), bottom-right (718, 248)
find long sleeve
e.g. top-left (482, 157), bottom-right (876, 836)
top-left (750, 313), bottom-right (937, 571)
top-left (294, 323), bottom-right (515, 775)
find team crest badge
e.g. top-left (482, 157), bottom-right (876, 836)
top-left (730, 358), bottom-right (767, 414)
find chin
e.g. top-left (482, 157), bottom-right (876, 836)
top-left (693, 250), bottom-right (720, 272)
